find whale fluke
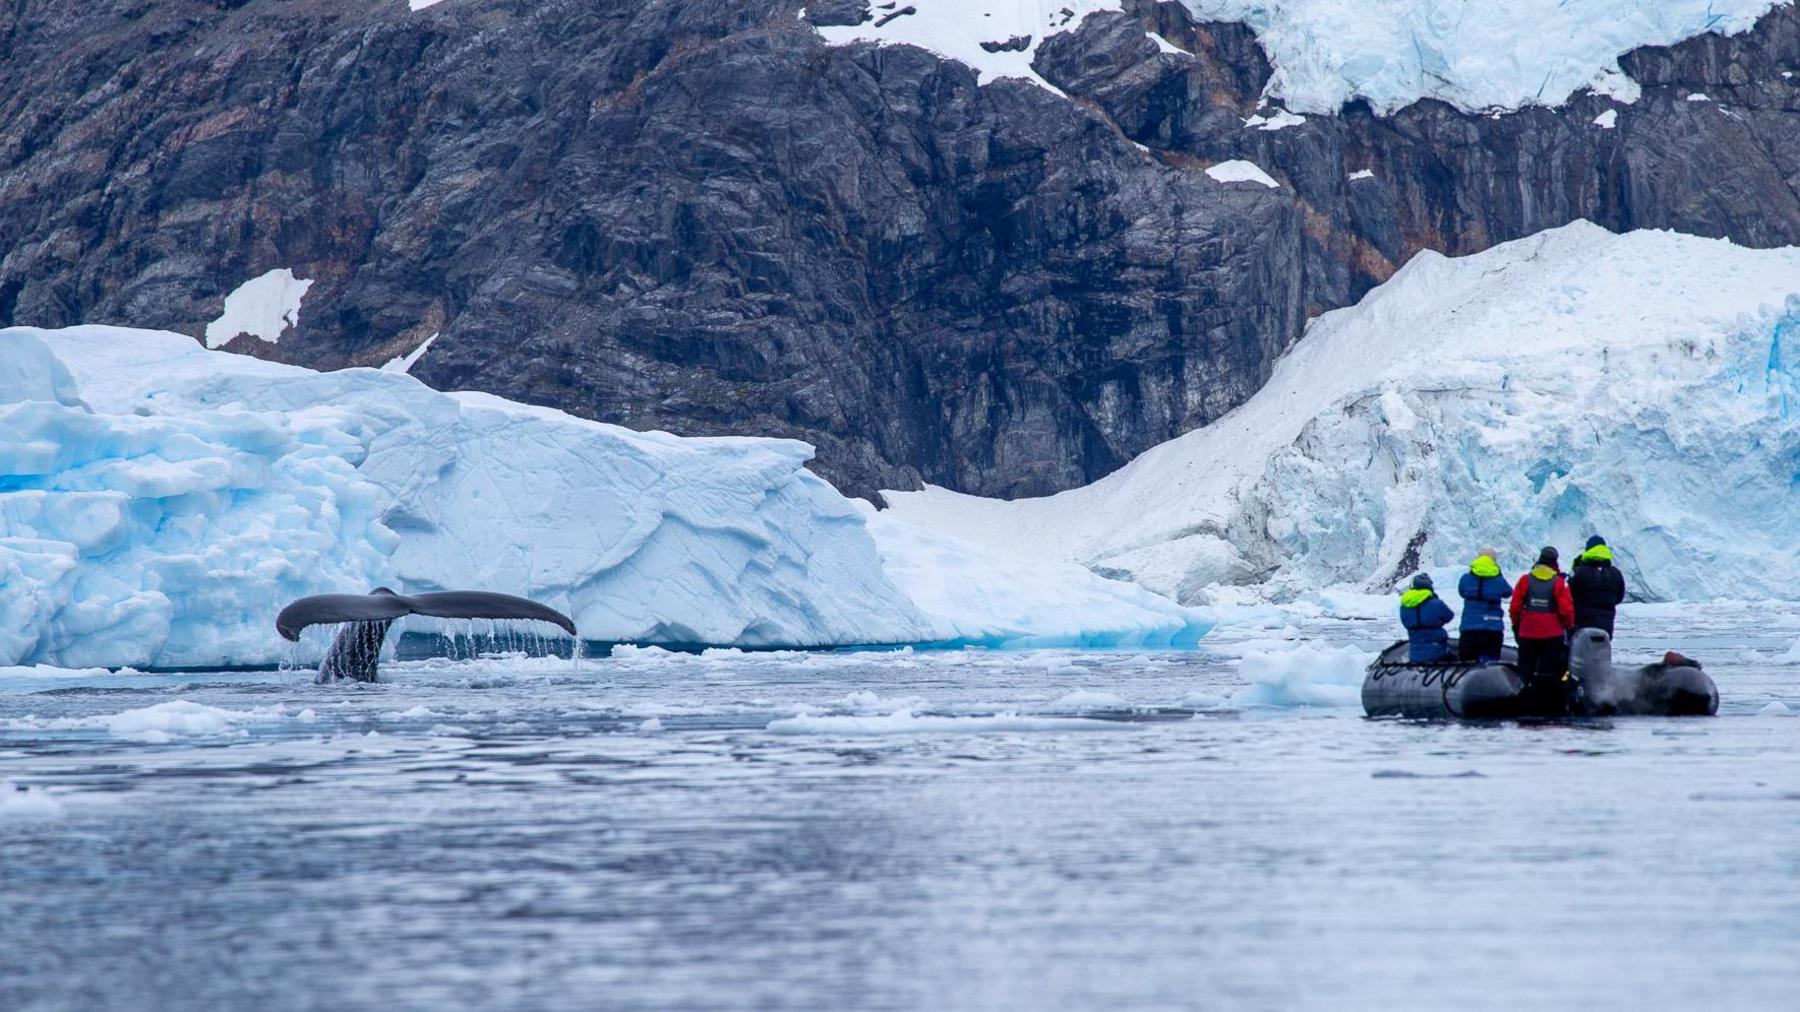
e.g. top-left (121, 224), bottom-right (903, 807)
top-left (277, 587), bottom-right (578, 682)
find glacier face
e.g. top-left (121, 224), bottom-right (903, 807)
top-left (0, 327), bottom-right (1206, 668)
top-left (885, 222), bottom-right (1800, 603)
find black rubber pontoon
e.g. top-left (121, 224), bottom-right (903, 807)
top-left (1362, 630), bottom-right (1717, 719)
top-left (277, 588), bottom-right (578, 683)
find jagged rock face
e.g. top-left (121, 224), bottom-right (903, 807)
top-left (3, 0), bottom-right (1799, 499)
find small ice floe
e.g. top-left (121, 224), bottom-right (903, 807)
top-left (1687, 93), bottom-right (1711, 102)
top-left (0, 781), bottom-right (65, 818)
top-left (1348, 168), bottom-right (1375, 180)
top-left (636, 717), bottom-right (665, 733)
top-left (1231, 642), bottom-right (1375, 708)
top-left (1050, 689), bottom-right (1129, 710)
top-left (765, 711), bottom-right (1129, 735)
top-left (1757, 700), bottom-right (1791, 716)
top-left (1593, 109), bottom-right (1618, 128)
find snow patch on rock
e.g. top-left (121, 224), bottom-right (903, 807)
top-left (811, 0), bottom-right (1122, 92)
top-left (381, 333), bottom-right (437, 374)
top-left (1205, 160), bottom-right (1280, 187)
top-left (204, 269), bottom-right (313, 349)
top-left (1594, 109), bottom-right (1619, 128)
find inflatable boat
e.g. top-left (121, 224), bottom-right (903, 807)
top-left (1362, 629), bottom-right (1718, 719)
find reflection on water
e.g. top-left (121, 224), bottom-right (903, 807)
top-left (3, 605), bottom-right (1798, 1011)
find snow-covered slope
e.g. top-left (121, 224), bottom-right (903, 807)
top-left (0, 327), bottom-right (1207, 668)
top-left (886, 222), bottom-right (1800, 603)
top-left (812, 0), bottom-right (1788, 113)
top-left (1183, 0), bottom-right (1789, 113)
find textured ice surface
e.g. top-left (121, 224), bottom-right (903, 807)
top-left (887, 223), bottom-right (1800, 604)
top-left (1179, 1), bottom-right (1790, 113)
top-left (0, 327), bottom-right (1203, 667)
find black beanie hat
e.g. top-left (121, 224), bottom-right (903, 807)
top-left (1411, 573), bottom-right (1434, 590)
top-left (1586, 535), bottom-right (1606, 550)
top-left (1537, 546), bottom-right (1559, 566)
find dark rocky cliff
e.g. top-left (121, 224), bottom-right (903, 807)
top-left (4, 0), bottom-right (1798, 500)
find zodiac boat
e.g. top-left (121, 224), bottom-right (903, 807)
top-left (1362, 628), bottom-right (1718, 719)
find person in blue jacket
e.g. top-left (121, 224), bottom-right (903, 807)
top-left (1399, 573), bottom-right (1455, 663)
top-left (1456, 546), bottom-right (1512, 662)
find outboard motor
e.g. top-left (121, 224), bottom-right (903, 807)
top-left (1567, 628), bottom-right (1616, 715)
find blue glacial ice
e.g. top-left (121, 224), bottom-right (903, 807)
top-left (0, 326), bottom-right (1207, 668)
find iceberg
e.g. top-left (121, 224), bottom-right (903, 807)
top-left (0, 326), bottom-right (1207, 668)
top-left (885, 222), bottom-right (1800, 604)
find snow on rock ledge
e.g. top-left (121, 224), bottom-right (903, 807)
top-left (0, 327), bottom-right (1206, 668)
top-left (885, 222), bottom-right (1800, 604)
top-left (811, 0), bottom-right (1122, 92)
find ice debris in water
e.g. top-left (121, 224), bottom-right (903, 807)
top-left (0, 700), bottom-right (293, 743)
top-left (765, 711), bottom-right (1132, 736)
top-left (1757, 700), bottom-right (1792, 715)
top-left (0, 781), bottom-right (65, 818)
top-left (1230, 643), bottom-right (1375, 707)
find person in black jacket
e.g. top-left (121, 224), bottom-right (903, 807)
top-left (1569, 535), bottom-right (1627, 636)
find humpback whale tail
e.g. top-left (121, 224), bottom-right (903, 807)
top-left (277, 588), bottom-right (578, 682)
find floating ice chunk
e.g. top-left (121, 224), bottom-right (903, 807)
top-left (1231, 643), bottom-right (1374, 707)
top-left (1348, 168), bottom-right (1375, 180)
top-left (204, 269), bottom-right (313, 349)
top-left (0, 782), bottom-right (64, 818)
top-left (765, 710), bottom-right (1130, 735)
top-left (1051, 689), bottom-right (1129, 710)
top-left (636, 717), bottom-right (665, 732)
top-left (1206, 160), bottom-right (1281, 188)
top-left (1757, 700), bottom-right (1791, 714)
top-left (1593, 109), bottom-right (1618, 128)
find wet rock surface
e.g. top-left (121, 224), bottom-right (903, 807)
top-left (3, 0), bottom-right (1798, 499)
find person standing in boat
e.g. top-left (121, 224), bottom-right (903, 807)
top-left (1569, 535), bottom-right (1627, 637)
top-left (1510, 546), bottom-right (1577, 710)
top-left (1456, 547), bottom-right (1511, 662)
top-left (1399, 573), bottom-right (1456, 663)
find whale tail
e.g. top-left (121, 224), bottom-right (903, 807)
top-left (277, 588), bottom-right (578, 682)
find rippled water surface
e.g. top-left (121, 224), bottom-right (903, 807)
top-left (4, 604), bottom-right (1798, 1011)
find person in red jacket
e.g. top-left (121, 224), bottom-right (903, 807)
top-left (1509, 546), bottom-right (1577, 713)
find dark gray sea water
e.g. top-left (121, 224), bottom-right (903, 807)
top-left (3, 602), bottom-right (1797, 1011)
